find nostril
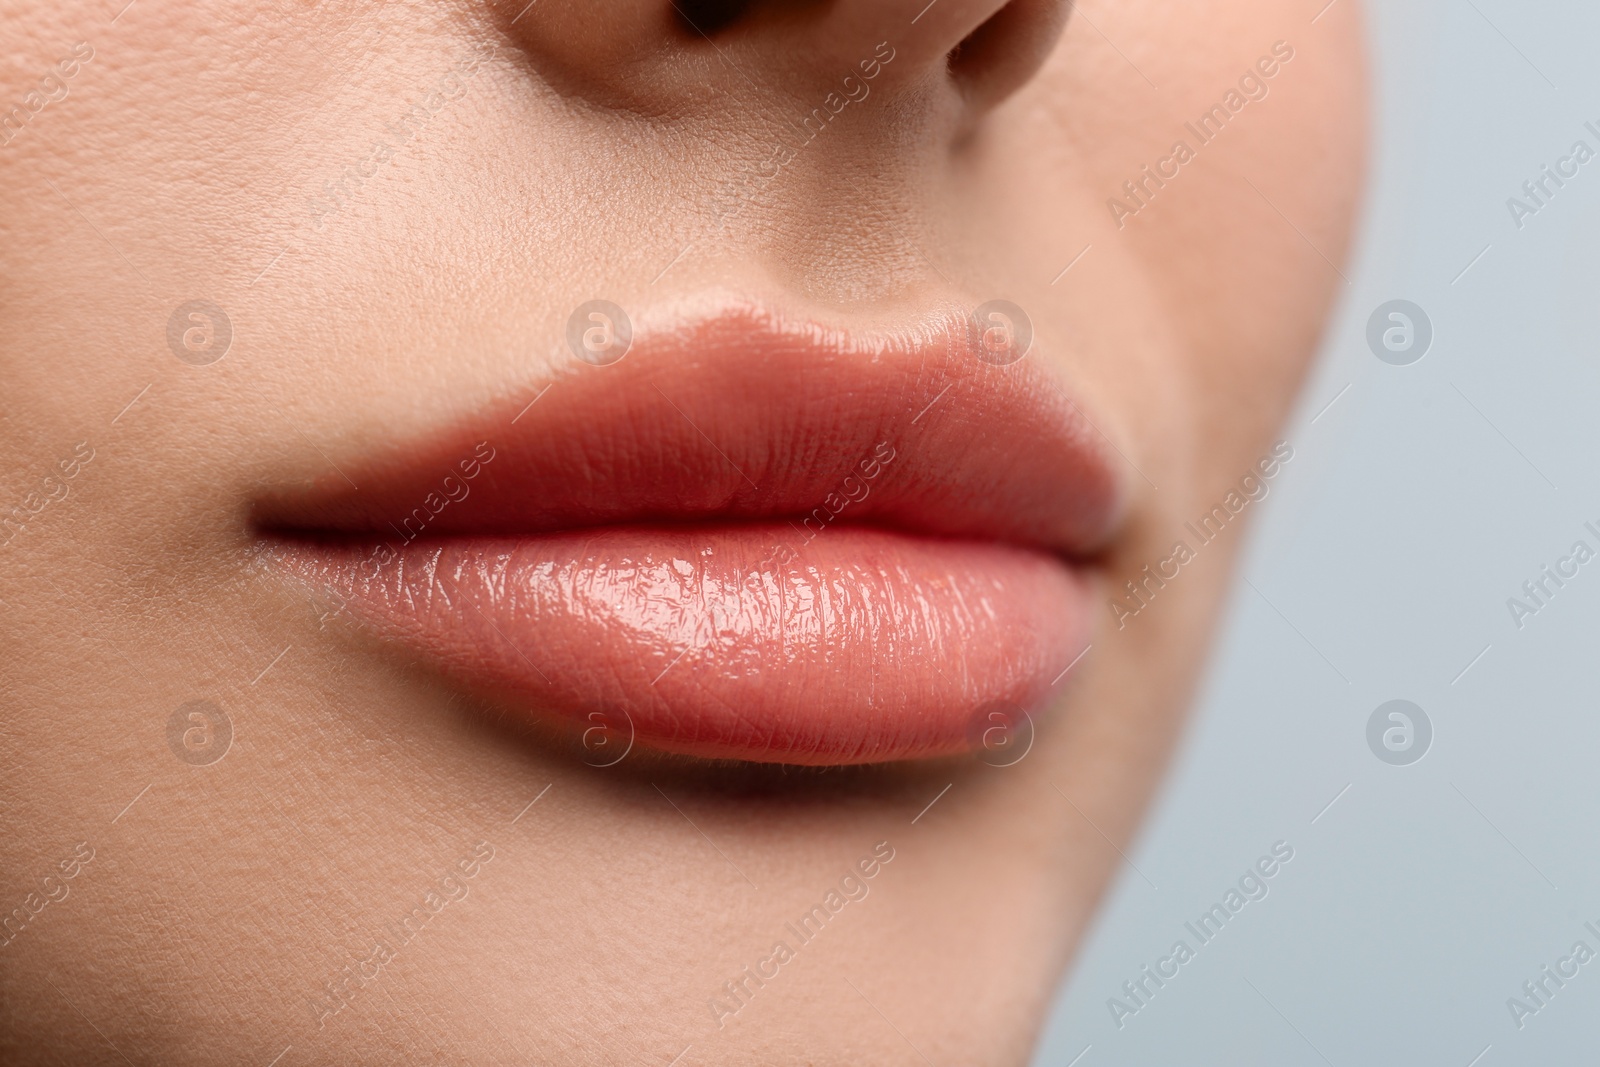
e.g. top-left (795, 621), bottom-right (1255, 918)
top-left (945, 0), bottom-right (1072, 108)
top-left (673, 0), bottom-right (756, 35)
top-left (672, 0), bottom-right (829, 38)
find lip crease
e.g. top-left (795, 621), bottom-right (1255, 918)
top-left (258, 302), bottom-right (1125, 765)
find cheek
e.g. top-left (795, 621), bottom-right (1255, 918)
top-left (1033, 0), bottom-right (1366, 417)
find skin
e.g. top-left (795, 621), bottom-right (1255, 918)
top-left (0, 0), bottom-right (1365, 1063)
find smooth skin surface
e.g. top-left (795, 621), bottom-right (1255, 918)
top-left (0, 1), bottom-right (1364, 1063)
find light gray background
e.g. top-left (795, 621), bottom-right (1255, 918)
top-left (1033, 1), bottom-right (1600, 1063)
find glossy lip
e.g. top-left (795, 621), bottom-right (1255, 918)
top-left (258, 301), bottom-right (1126, 765)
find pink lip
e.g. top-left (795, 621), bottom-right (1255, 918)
top-left (259, 303), bottom-right (1123, 765)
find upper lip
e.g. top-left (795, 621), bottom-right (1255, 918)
top-left (254, 301), bottom-right (1126, 554)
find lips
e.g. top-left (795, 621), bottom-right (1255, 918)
top-left (258, 303), bottom-right (1123, 765)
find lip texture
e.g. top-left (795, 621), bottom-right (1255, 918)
top-left (260, 304), bottom-right (1123, 764)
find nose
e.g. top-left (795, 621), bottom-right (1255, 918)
top-left (499, 0), bottom-right (1071, 114)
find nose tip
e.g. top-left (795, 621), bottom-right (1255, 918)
top-left (500, 0), bottom-right (1070, 113)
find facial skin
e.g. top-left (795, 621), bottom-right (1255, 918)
top-left (0, 0), bottom-right (1364, 1063)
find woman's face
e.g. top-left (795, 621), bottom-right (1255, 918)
top-left (1, 0), bottom-right (1363, 1062)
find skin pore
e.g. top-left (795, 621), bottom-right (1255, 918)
top-left (0, 1), bottom-right (1365, 1063)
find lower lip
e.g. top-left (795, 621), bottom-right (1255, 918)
top-left (279, 523), bottom-right (1092, 765)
